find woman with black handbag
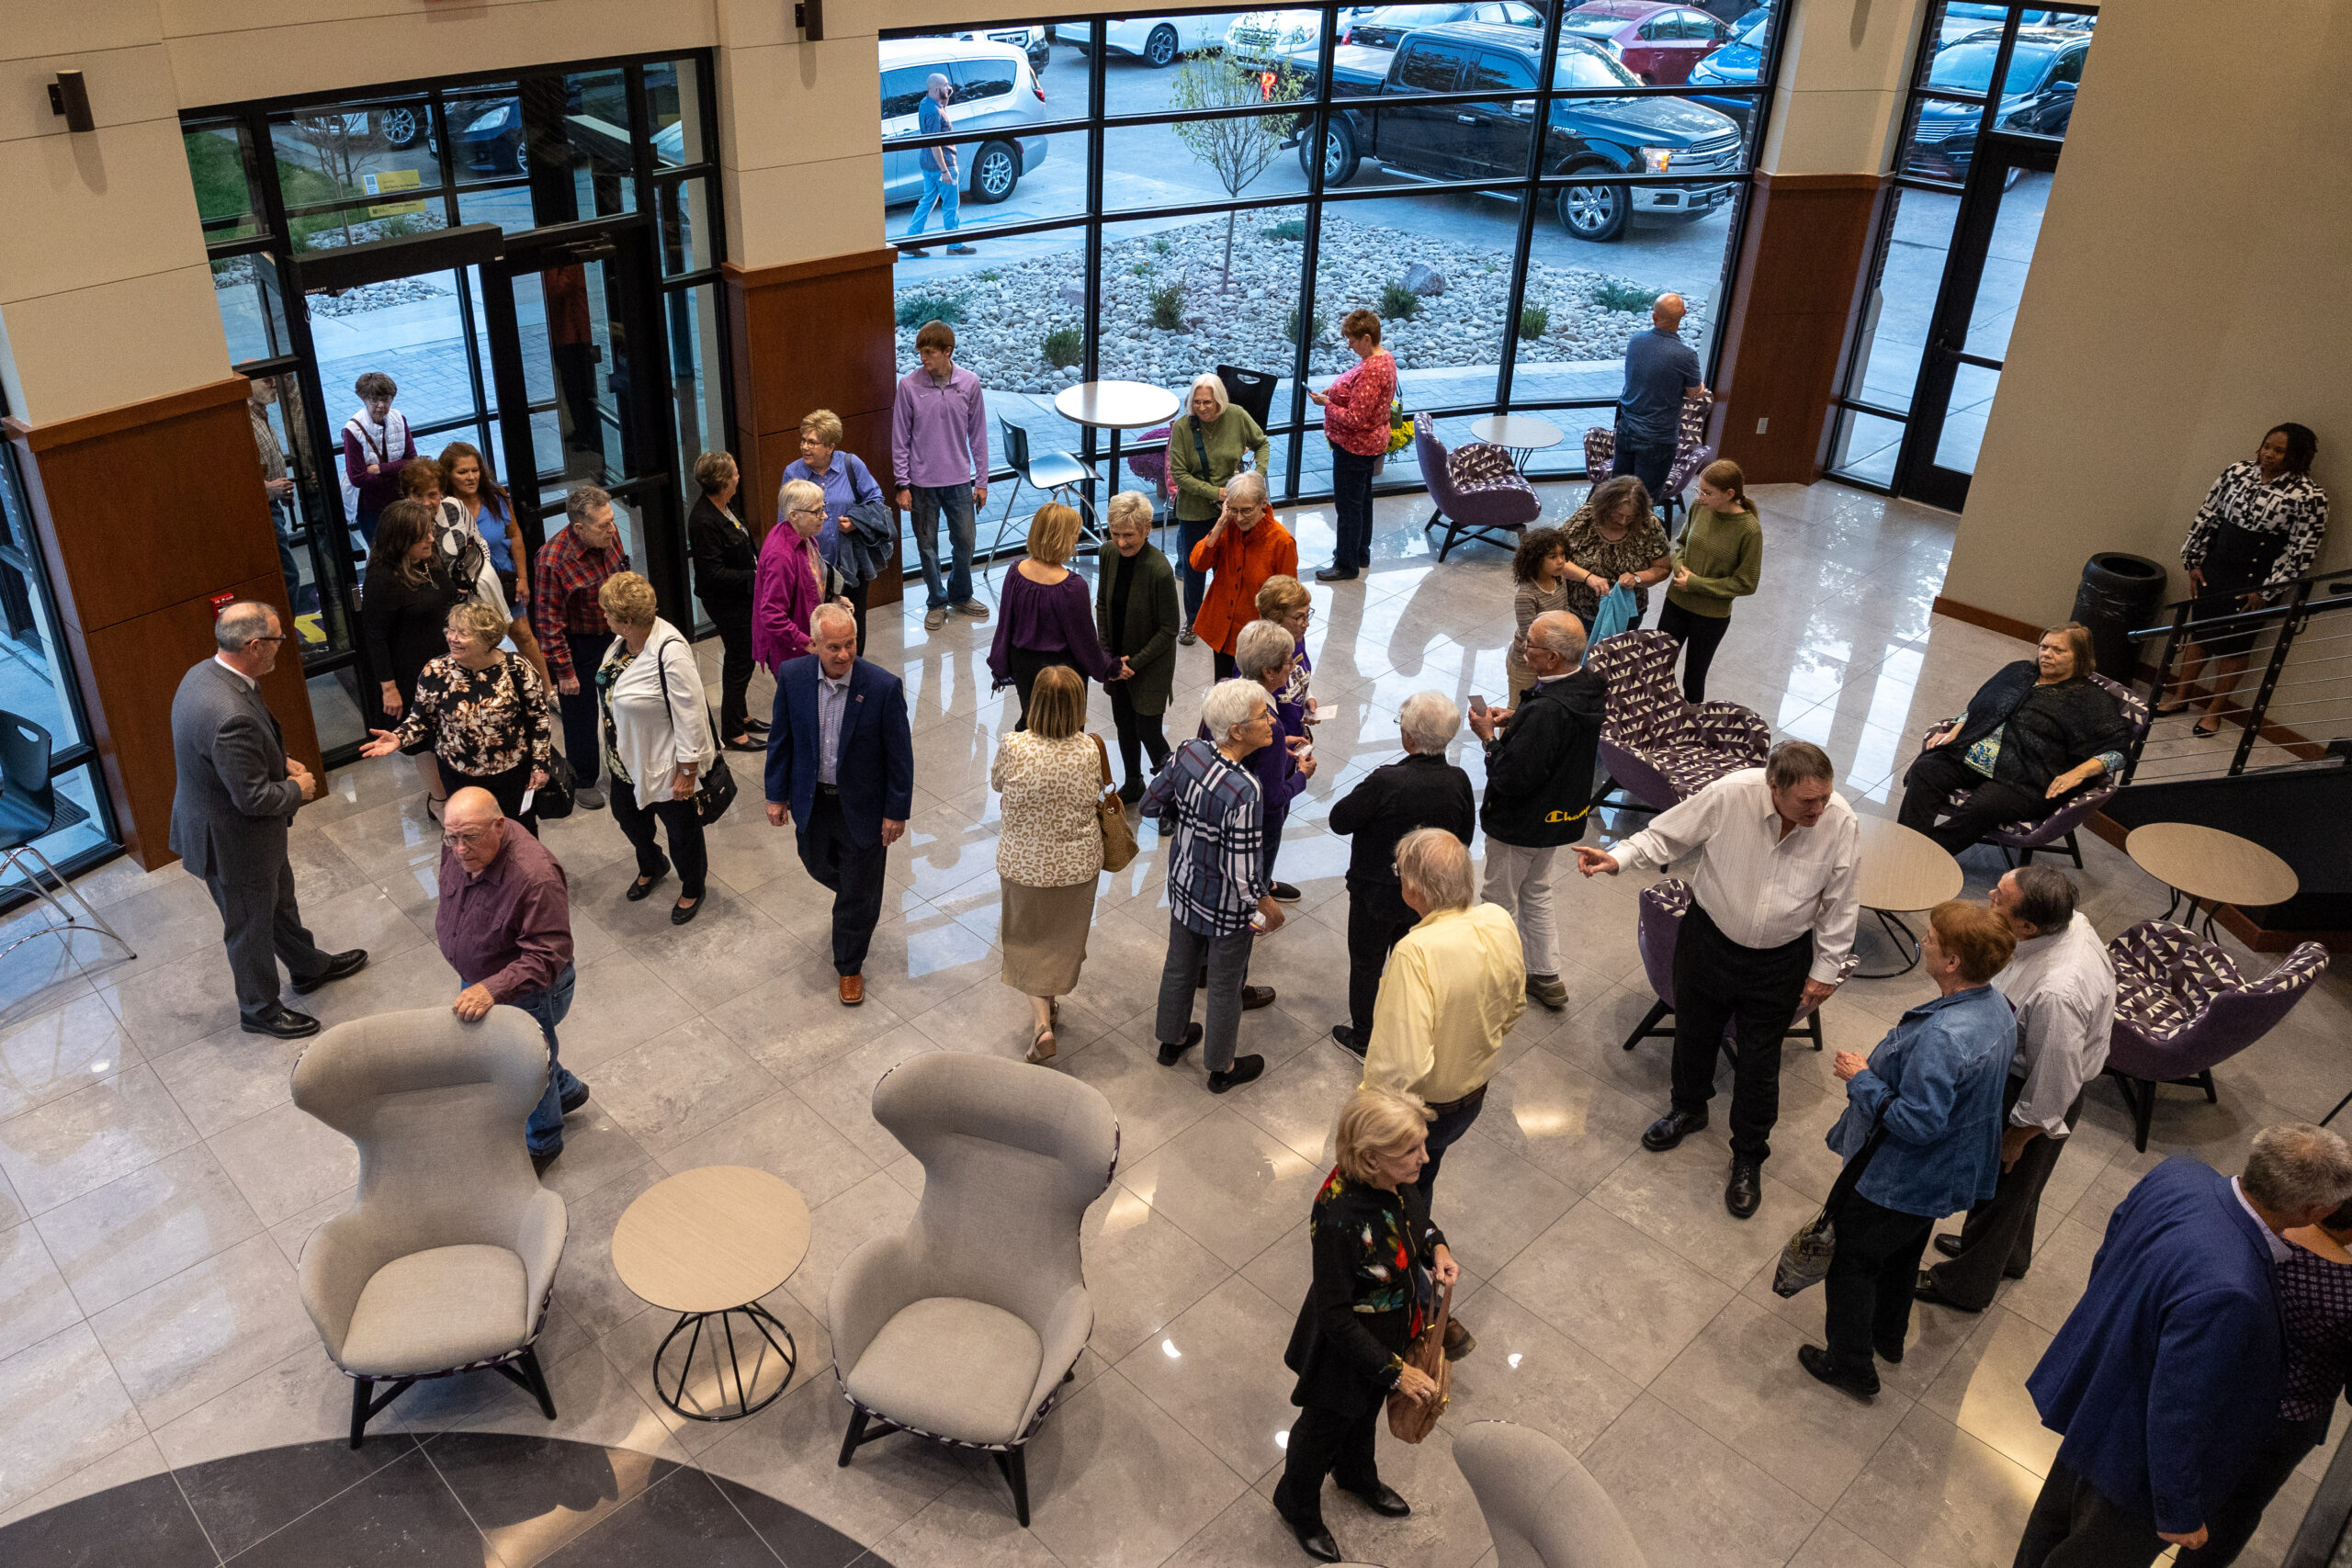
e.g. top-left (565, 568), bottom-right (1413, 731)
top-left (593, 572), bottom-right (718, 926)
top-left (357, 600), bottom-right (554, 835)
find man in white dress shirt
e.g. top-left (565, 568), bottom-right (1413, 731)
top-left (1916, 865), bottom-right (2113, 1312)
top-left (1573, 740), bottom-right (1860, 1219)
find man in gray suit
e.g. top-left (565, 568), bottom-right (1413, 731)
top-left (170, 602), bottom-right (366, 1039)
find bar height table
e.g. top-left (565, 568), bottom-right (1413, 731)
top-left (1056, 380), bottom-right (1180, 542)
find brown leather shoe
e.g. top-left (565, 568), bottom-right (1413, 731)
top-left (839, 974), bottom-right (865, 1006)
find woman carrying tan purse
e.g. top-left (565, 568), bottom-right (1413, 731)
top-left (988, 665), bottom-right (1107, 1065)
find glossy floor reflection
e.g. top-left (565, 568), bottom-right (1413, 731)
top-left (0, 479), bottom-right (2341, 1567)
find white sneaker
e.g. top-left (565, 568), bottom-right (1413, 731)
top-left (954, 600), bottom-right (990, 621)
top-left (924, 606), bottom-right (949, 631)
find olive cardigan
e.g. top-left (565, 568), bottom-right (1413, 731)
top-left (1665, 502), bottom-right (1764, 619)
top-left (1166, 408), bottom-right (1272, 523)
top-left (1094, 539), bottom-right (1181, 715)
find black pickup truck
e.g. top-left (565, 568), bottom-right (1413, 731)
top-left (1299, 21), bottom-right (1745, 241)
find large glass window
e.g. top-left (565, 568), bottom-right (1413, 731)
top-left (884, 5), bottom-right (1783, 532)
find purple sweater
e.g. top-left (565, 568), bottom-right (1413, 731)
top-left (989, 569), bottom-right (1116, 687)
top-left (890, 364), bottom-right (989, 490)
top-left (1197, 695), bottom-right (1304, 830)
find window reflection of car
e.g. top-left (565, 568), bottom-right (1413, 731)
top-left (1904, 26), bottom-right (2089, 183)
top-left (1684, 2), bottom-right (1771, 128)
top-left (1340, 2), bottom-right (1543, 56)
top-left (877, 39), bottom-right (1051, 207)
top-left (1558, 1), bottom-right (1734, 85)
top-left (918, 26), bottom-right (1051, 73)
top-left (1227, 7), bottom-right (1378, 67)
top-left (1933, 4), bottom-right (2080, 52)
top-left (1062, 14), bottom-right (1248, 68)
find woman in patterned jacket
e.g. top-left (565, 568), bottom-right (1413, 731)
top-left (2168, 423), bottom-right (2328, 738)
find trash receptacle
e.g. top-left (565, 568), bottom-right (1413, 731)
top-left (2070, 553), bottom-right (2169, 682)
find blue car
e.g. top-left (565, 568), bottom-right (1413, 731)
top-left (1683, 3), bottom-right (1771, 129)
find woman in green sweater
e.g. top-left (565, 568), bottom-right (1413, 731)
top-left (1166, 372), bottom-right (1271, 644)
top-left (1657, 457), bottom-right (1763, 703)
top-left (1095, 492), bottom-right (1182, 801)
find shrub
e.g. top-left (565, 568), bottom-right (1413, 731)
top-left (1379, 280), bottom-right (1423, 321)
top-left (1041, 325), bottom-right (1083, 369)
top-left (1152, 236), bottom-right (1172, 254)
top-left (895, 292), bottom-right (965, 328)
top-left (1148, 279), bottom-right (1188, 331)
top-left (1591, 278), bottom-right (1662, 314)
top-left (1131, 261), bottom-right (1155, 276)
top-left (1284, 305), bottom-right (1328, 345)
top-left (1263, 218), bottom-right (1306, 242)
top-left (977, 268), bottom-right (1001, 281)
top-left (1518, 304), bottom-right (1550, 342)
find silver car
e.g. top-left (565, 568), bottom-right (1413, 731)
top-left (880, 38), bottom-right (1051, 207)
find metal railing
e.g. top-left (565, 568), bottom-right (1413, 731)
top-left (2121, 570), bottom-right (2352, 785)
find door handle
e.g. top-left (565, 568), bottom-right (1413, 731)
top-left (1456, 113), bottom-right (1482, 124)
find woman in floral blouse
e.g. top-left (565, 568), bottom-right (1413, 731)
top-left (1308, 309), bottom-right (1397, 583)
top-left (1275, 1086), bottom-right (1458, 1565)
top-left (989, 665), bottom-right (1103, 1065)
top-left (359, 599), bottom-right (553, 834)
top-left (1559, 474), bottom-right (1672, 632)
top-left (2170, 423), bottom-right (2329, 739)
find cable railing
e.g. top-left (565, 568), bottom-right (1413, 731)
top-left (2121, 570), bottom-right (2352, 785)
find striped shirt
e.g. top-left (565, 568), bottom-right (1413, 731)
top-left (817, 670), bottom-right (849, 785)
top-left (1142, 738), bottom-right (1265, 937)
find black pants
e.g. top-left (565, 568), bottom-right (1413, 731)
top-left (2014, 1459), bottom-right (2169, 1568)
top-left (798, 789), bottom-right (888, 975)
top-left (609, 784), bottom-right (707, 899)
top-left (2177, 1413), bottom-right (2330, 1568)
top-left (440, 757), bottom-right (538, 838)
top-left (1657, 599), bottom-right (1732, 705)
top-left (1329, 444), bottom-right (1378, 572)
top-left (1925, 1080), bottom-right (2081, 1310)
top-left (1277, 1403), bottom-right (1382, 1531)
top-left (1177, 516), bottom-right (1214, 624)
top-left (1670, 903), bottom-right (1812, 1161)
top-left (705, 599), bottom-right (755, 742)
top-left (843, 579), bottom-right (870, 655)
top-left (1006, 646), bottom-right (1080, 730)
top-left (560, 631), bottom-right (615, 782)
top-left (1213, 649), bottom-right (1238, 682)
top-left (1825, 1190), bottom-right (1934, 1368)
top-left (1611, 422), bottom-right (1674, 503)
top-left (203, 861), bottom-right (334, 1022)
top-left (1345, 881), bottom-right (1419, 1041)
top-left (1898, 749), bottom-right (2056, 856)
top-left (1109, 682), bottom-right (1170, 788)
top-left (1417, 1088), bottom-right (1487, 1208)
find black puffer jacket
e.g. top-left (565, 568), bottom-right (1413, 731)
top-left (1478, 668), bottom-right (1607, 848)
top-left (1934, 662), bottom-right (2130, 795)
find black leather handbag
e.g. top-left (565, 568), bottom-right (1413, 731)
top-left (654, 644), bottom-right (738, 826)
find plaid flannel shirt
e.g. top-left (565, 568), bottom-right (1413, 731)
top-left (1142, 738), bottom-right (1265, 938)
top-left (531, 528), bottom-right (629, 685)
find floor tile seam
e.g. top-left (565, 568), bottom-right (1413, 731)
top-left (416, 1436), bottom-right (526, 1568)
top-left (198, 1431), bottom-right (430, 1568)
top-left (162, 1457), bottom-right (233, 1568)
top-left (1479, 1260), bottom-right (1673, 1392)
top-left (26, 1198), bottom-right (131, 1326)
top-left (685, 1461), bottom-right (799, 1567)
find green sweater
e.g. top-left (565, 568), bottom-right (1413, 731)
top-left (1166, 408), bottom-right (1272, 522)
top-left (1665, 503), bottom-right (1763, 618)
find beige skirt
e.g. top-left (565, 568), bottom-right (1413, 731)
top-left (1000, 876), bottom-right (1097, 998)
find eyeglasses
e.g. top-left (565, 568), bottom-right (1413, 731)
top-left (791, 506), bottom-right (826, 519)
top-left (440, 827), bottom-right (494, 848)
top-left (246, 635), bottom-right (288, 645)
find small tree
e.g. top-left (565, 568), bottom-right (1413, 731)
top-left (290, 113), bottom-right (371, 249)
top-left (1169, 54), bottom-right (1306, 290)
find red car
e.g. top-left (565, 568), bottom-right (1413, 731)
top-left (1558, 1), bottom-right (1735, 85)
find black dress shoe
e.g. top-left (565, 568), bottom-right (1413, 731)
top-left (242, 1006), bottom-right (320, 1039)
top-left (1932, 1233), bottom-right (1963, 1260)
top-left (1341, 1482), bottom-right (1411, 1517)
top-left (1118, 778), bottom-right (1145, 805)
top-left (1313, 566), bottom-right (1358, 583)
top-left (1241, 985), bottom-right (1276, 1010)
top-left (560, 1080), bottom-right (592, 1115)
top-left (1269, 881), bottom-right (1302, 903)
top-left (1913, 1270), bottom-right (1986, 1313)
top-left (1641, 1108), bottom-right (1707, 1152)
top-left (1330, 1024), bottom-right (1368, 1057)
top-left (1874, 1334), bottom-right (1907, 1365)
top-left (1209, 1055), bottom-right (1264, 1093)
top-left (1724, 1156), bottom-right (1762, 1219)
top-left (723, 736), bottom-right (765, 752)
top-left (744, 717), bottom-right (770, 733)
top-left (1797, 1344), bottom-right (1880, 1401)
top-left (1271, 1491), bottom-right (1342, 1565)
top-left (1158, 1022), bottom-right (1204, 1066)
top-left (671, 896), bottom-right (703, 926)
top-left (530, 1144), bottom-right (563, 1176)
top-left (291, 950), bottom-right (368, 994)
top-left (628, 862), bottom-right (672, 901)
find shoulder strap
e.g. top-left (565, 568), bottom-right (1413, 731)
top-left (1092, 731), bottom-right (1112, 789)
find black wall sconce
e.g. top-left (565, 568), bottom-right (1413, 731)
top-left (795, 0), bottom-right (824, 40)
top-left (48, 71), bottom-right (94, 133)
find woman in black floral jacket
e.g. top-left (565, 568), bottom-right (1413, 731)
top-left (359, 599), bottom-right (554, 834)
top-left (1273, 1087), bottom-right (1458, 1564)
top-left (2170, 423), bottom-right (2328, 738)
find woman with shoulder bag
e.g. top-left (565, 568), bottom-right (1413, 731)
top-left (1275, 1086), bottom-right (1459, 1564)
top-left (594, 572), bottom-right (718, 926)
top-left (989, 664), bottom-right (1106, 1065)
top-left (357, 600), bottom-right (553, 835)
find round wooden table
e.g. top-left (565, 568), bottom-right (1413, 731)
top-left (1853, 815), bottom-right (1964, 977)
top-left (1055, 380), bottom-right (1181, 513)
top-left (612, 1166), bottom-right (811, 1422)
top-left (1471, 413), bottom-right (1565, 472)
top-left (2125, 823), bottom-right (2299, 942)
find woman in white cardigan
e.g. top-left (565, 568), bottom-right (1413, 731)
top-left (594, 572), bottom-right (718, 925)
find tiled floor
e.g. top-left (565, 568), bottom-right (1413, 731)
top-left (0, 479), bottom-right (2343, 1567)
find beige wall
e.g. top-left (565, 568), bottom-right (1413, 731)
top-left (1943, 0), bottom-right (2352, 626)
top-left (1758, 0), bottom-right (1923, 176)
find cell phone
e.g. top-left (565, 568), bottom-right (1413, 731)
top-left (1469, 694), bottom-right (1488, 716)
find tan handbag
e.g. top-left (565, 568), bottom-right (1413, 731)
top-left (1384, 1282), bottom-right (1451, 1443)
top-left (1091, 734), bottom-right (1139, 874)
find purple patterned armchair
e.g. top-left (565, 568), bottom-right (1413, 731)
top-left (1584, 629), bottom-right (1772, 812)
top-left (1620, 879), bottom-right (1860, 1059)
top-left (1418, 415), bottom-right (1542, 562)
top-left (1580, 397), bottom-right (1716, 522)
top-left (2104, 919), bottom-right (2329, 1150)
top-left (1908, 672), bottom-right (2149, 868)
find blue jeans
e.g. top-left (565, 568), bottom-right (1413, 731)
top-left (910, 484), bottom-right (977, 610)
top-left (1177, 515), bottom-right (1214, 624)
top-left (512, 964), bottom-right (583, 1154)
top-left (909, 165), bottom-right (960, 237)
top-left (1611, 418), bottom-right (1675, 505)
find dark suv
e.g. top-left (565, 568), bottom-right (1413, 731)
top-left (1316, 21), bottom-right (1746, 240)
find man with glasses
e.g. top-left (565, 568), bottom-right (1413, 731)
top-left (435, 787), bottom-right (587, 1170)
top-left (170, 601), bottom-right (367, 1041)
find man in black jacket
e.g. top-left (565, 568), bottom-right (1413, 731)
top-left (1470, 612), bottom-right (1606, 1010)
top-left (1328, 691), bottom-right (1476, 1056)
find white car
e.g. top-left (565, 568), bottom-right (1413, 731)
top-left (878, 38), bottom-right (1050, 207)
top-left (1060, 14), bottom-right (1249, 68)
top-left (1226, 8), bottom-right (1374, 67)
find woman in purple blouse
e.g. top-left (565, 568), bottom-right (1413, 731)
top-left (988, 504), bottom-right (1125, 728)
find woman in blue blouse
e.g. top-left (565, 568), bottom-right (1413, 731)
top-left (781, 408), bottom-right (886, 652)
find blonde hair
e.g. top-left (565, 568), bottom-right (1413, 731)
top-left (1026, 664), bottom-right (1085, 739)
top-left (1254, 574), bottom-right (1310, 621)
top-left (596, 570), bottom-right (659, 628)
top-left (445, 599), bottom-right (509, 648)
top-left (1105, 491), bottom-right (1154, 536)
top-left (1334, 1086), bottom-right (1432, 1183)
top-left (1187, 372), bottom-right (1230, 421)
top-left (799, 408), bottom-right (843, 446)
top-left (1028, 502), bottom-right (1082, 567)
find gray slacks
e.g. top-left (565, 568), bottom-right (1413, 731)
top-left (1155, 917), bottom-right (1252, 1073)
top-left (203, 859), bottom-right (331, 1021)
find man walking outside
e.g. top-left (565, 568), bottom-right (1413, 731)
top-left (2016, 1126), bottom-right (2352, 1566)
top-left (892, 320), bottom-right (990, 631)
top-left (1917, 865), bottom-right (2112, 1313)
top-left (435, 787), bottom-right (586, 1170)
top-left (901, 74), bottom-right (976, 258)
top-left (1469, 611), bottom-right (1605, 1015)
top-left (1575, 740), bottom-right (1860, 1220)
top-left (1612, 292), bottom-right (1709, 503)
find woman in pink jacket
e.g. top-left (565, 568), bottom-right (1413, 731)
top-left (752, 479), bottom-right (853, 671)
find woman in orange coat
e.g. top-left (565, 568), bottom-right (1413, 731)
top-left (1188, 470), bottom-right (1296, 681)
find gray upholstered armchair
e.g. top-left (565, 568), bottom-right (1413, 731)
top-left (1456, 1420), bottom-right (1650, 1568)
top-left (291, 1006), bottom-right (568, 1448)
top-left (831, 1054), bottom-right (1119, 1525)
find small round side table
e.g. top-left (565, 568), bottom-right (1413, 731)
top-left (1470, 413), bottom-right (1565, 473)
top-left (1853, 815), bottom-right (1964, 977)
top-left (2124, 823), bottom-right (2299, 943)
top-left (612, 1165), bottom-right (810, 1422)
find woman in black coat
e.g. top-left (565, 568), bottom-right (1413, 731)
top-left (1895, 621), bottom-right (2131, 856)
top-left (687, 450), bottom-right (762, 751)
top-left (1273, 1087), bottom-right (1457, 1564)
top-left (360, 498), bottom-right (466, 813)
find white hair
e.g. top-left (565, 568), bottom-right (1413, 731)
top-left (1188, 372), bottom-right (1230, 421)
top-left (809, 603), bottom-right (857, 638)
top-left (1200, 679), bottom-right (1271, 746)
top-left (1527, 612), bottom-right (1586, 669)
top-left (1395, 828), bottom-right (1473, 912)
top-left (214, 602), bottom-right (277, 651)
top-left (1225, 469), bottom-right (1268, 508)
top-left (1235, 619), bottom-right (1295, 682)
top-left (1106, 491), bottom-right (1153, 533)
top-left (1397, 691), bottom-right (1460, 754)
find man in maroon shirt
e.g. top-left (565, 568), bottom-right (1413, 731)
top-left (435, 788), bottom-right (587, 1168)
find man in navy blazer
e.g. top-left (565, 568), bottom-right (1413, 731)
top-left (764, 604), bottom-right (913, 1005)
top-left (2018, 1127), bottom-right (2352, 1565)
